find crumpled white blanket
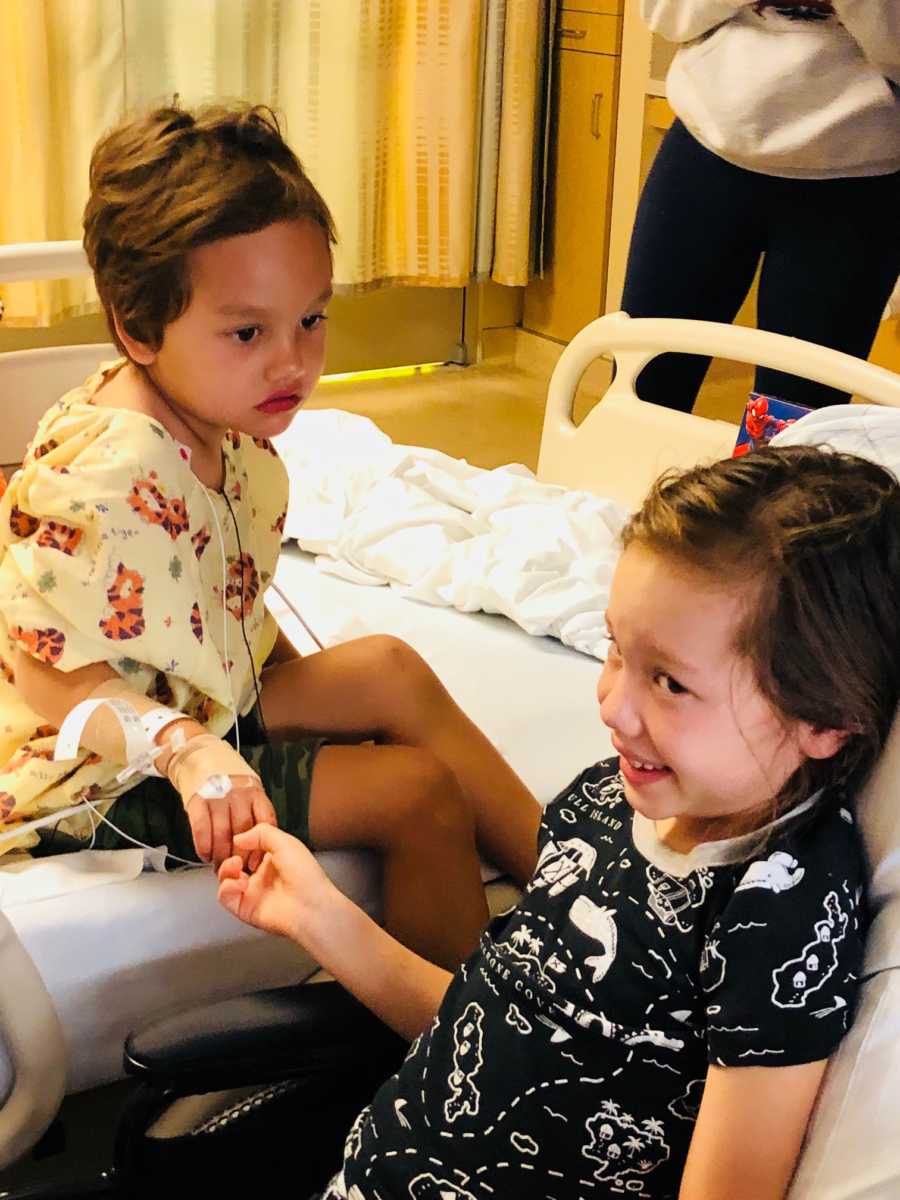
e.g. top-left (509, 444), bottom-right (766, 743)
top-left (275, 410), bottom-right (628, 659)
top-left (772, 403), bottom-right (900, 476)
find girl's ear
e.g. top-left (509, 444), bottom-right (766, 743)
top-left (112, 311), bottom-right (158, 366)
top-left (798, 724), bottom-right (849, 762)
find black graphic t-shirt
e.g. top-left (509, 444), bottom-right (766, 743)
top-left (327, 758), bottom-right (867, 1200)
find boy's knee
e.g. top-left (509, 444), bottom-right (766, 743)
top-left (355, 634), bottom-right (445, 718)
top-left (360, 634), bottom-right (428, 681)
top-left (383, 750), bottom-right (473, 845)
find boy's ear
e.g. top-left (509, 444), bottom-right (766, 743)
top-left (799, 724), bottom-right (849, 762)
top-left (112, 311), bottom-right (158, 366)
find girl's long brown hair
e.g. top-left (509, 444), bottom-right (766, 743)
top-left (624, 445), bottom-right (900, 819)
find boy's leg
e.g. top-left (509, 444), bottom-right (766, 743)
top-left (306, 742), bottom-right (490, 969)
top-left (260, 635), bottom-right (542, 885)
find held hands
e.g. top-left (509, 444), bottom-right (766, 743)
top-left (160, 731), bottom-right (277, 867)
top-left (185, 777), bottom-right (277, 868)
top-left (217, 823), bottom-right (333, 944)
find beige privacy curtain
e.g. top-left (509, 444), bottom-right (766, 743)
top-left (0, 0), bottom-right (546, 325)
top-left (474, 0), bottom-right (554, 287)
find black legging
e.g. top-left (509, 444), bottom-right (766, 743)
top-left (620, 119), bottom-right (900, 412)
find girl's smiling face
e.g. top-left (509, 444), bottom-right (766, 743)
top-left (597, 543), bottom-right (839, 843)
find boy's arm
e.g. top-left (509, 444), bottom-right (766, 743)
top-left (264, 623), bottom-right (302, 667)
top-left (14, 651), bottom-right (276, 865)
top-left (218, 823), bottom-right (454, 1040)
top-left (678, 1060), bottom-right (827, 1199)
top-left (641, 1), bottom-right (751, 43)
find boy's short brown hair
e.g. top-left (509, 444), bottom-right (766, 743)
top-left (83, 103), bottom-right (336, 353)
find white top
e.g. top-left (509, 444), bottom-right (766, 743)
top-left (643, 1), bottom-right (900, 179)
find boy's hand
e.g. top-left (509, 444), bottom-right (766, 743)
top-left (186, 779), bottom-right (277, 868)
top-left (217, 823), bottom-right (332, 943)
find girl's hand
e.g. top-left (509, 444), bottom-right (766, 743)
top-left (217, 822), bottom-right (333, 944)
top-left (186, 778), bottom-right (277, 869)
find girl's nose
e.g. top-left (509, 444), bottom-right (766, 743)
top-left (597, 663), bottom-right (642, 739)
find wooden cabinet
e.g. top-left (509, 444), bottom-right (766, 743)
top-left (523, 17), bottom-right (621, 343)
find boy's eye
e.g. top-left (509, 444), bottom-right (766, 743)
top-left (301, 313), bottom-right (327, 332)
top-left (233, 326), bottom-right (261, 344)
top-left (656, 673), bottom-right (688, 696)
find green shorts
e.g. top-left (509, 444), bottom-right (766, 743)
top-left (86, 706), bottom-right (325, 866)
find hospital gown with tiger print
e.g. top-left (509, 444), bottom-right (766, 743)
top-left (0, 359), bottom-right (288, 854)
top-left (324, 757), bottom-right (866, 1200)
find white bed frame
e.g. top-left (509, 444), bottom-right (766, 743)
top-left (3, 242), bottom-right (900, 1194)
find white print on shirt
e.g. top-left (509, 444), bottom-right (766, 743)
top-left (497, 924), bottom-right (566, 994)
top-left (549, 998), bottom-right (685, 1052)
top-left (772, 890), bottom-right (850, 1009)
top-left (394, 1098), bottom-right (411, 1129)
top-left (510, 1130), bottom-right (540, 1156)
top-left (668, 1078), bottom-right (705, 1123)
top-left (583, 1104), bottom-right (671, 1192)
top-left (646, 865), bottom-right (714, 932)
top-left (581, 774), bottom-right (626, 809)
top-left (505, 1003), bottom-right (533, 1036)
top-left (408, 1174), bottom-right (477, 1200)
top-left (533, 836), bottom-right (597, 897)
top-left (568, 894), bottom-right (618, 984)
top-left (734, 851), bottom-right (805, 894)
top-left (812, 994), bottom-right (848, 1020)
top-left (344, 1104), bottom-right (370, 1162)
top-left (700, 939), bottom-right (727, 992)
top-left (444, 1003), bottom-right (485, 1123)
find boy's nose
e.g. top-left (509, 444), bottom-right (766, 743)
top-left (597, 665), bottom-right (642, 739)
top-left (268, 334), bottom-right (310, 385)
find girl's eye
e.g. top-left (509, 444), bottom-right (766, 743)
top-left (606, 637), bottom-right (621, 662)
top-left (232, 326), bottom-right (261, 344)
top-left (301, 313), bottom-right (327, 332)
top-left (656, 673), bottom-right (688, 696)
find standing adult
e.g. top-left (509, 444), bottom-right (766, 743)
top-left (621, 1), bottom-right (900, 411)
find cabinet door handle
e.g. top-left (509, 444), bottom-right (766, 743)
top-left (559, 27), bottom-right (587, 40)
top-left (591, 92), bottom-right (604, 139)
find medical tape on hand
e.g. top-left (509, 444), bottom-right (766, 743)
top-left (54, 699), bottom-right (189, 782)
top-left (163, 733), bottom-right (260, 809)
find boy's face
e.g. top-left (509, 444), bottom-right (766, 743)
top-left (138, 217), bottom-right (333, 442)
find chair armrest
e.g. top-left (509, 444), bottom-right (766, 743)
top-left (124, 980), bottom-right (407, 1094)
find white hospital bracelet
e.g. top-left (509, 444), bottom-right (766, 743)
top-left (53, 699), bottom-right (188, 782)
top-left (140, 706), bottom-right (190, 748)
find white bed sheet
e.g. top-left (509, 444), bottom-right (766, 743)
top-left (2, 548), bottom-right (608, 1095)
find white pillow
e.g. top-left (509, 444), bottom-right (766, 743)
top-left (775, 408), bottom-right (900, 1197)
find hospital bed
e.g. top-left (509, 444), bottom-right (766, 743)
top-left (2, 241), bottom-right (900, 1196)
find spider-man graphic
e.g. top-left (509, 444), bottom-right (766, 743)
top-left (734, 395), bottom-right (800, 456)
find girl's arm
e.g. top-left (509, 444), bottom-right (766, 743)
top-left (641, 1), bottom-right (752, 43)
top-left (678, 1060), bottom-right (827, 1199)
top-left (832, 1), bottom-right (900, 85)
top-left (218, 823), bottom-right (453, 1040)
